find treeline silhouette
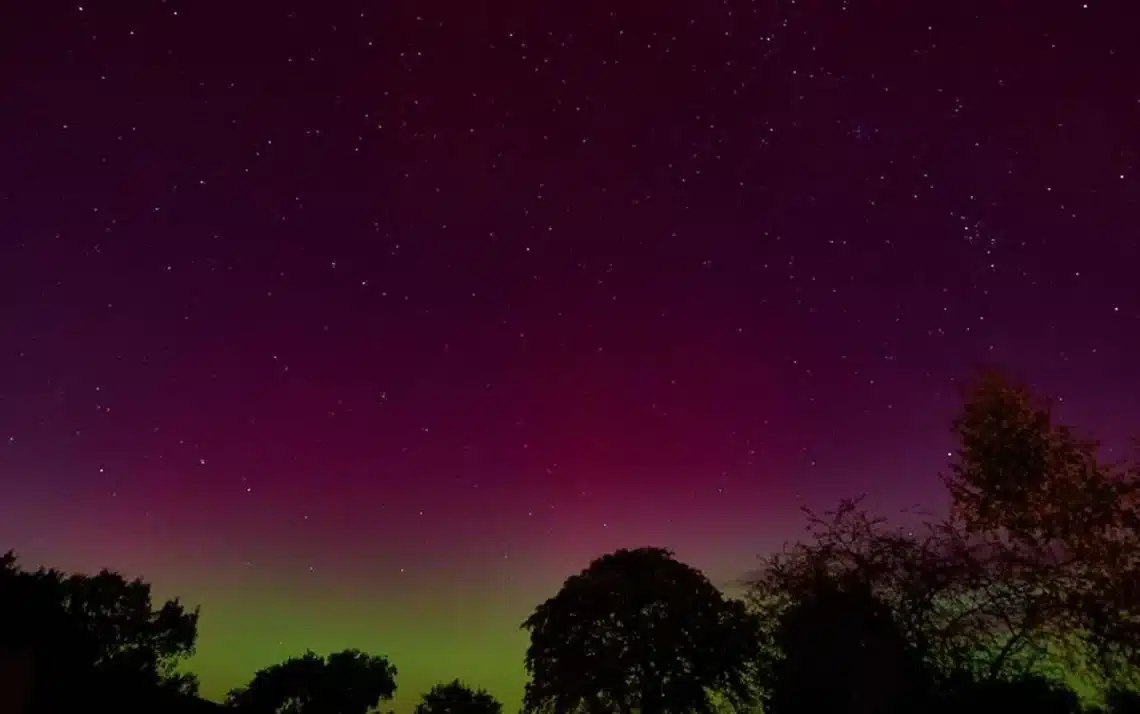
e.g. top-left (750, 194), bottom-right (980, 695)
top-left (3, 370), bottom-right (1140, 714)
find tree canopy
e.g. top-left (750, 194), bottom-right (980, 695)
top-left (522, 546), bottom-right (763, 714)
top-left (746, 369), bottom-right (1140, 702)
top-left (225, 648), bottom-right (397, 714)
top-left (762, 575), bottom-right (933, 714)
top-left (944, 370), bottom-right (1140, 678)
top-left (0, 550), bottom-right (199, 697)
top-left (414, 679), bottom-right (503, 714)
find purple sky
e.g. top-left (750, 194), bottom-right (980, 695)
top-left (1, 0), bottom-right (1137, 710)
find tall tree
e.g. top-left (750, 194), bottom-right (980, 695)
top-left (747, 369), bottom-right (1140, 694)
top-left (414, 679), bottom-right (502, 714)
top-left (944, 370), bottom-right (1140, 678)
top-left (522, 547), bottom-right (763, 714)
top-left (226, 649), bottom-right (397, 714)
top-left (0, 551), bottom-right (199, 694)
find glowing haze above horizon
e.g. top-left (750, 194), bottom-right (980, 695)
top-left (1, 0), bottom-right (1137, 710)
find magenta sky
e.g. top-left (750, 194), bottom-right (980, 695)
top-left (1, 0), bottom-right (1137, 711)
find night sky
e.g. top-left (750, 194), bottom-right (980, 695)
top-left (1, 0), bottom-right (1137, 709)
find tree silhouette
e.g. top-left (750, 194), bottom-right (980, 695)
top-left (944, 370), bottom-right (1140, 679)
top-left (746, 498), bottom-right (1006, 679)
top-left (225, 649), bottom-right (397, 714)
top-left (414, 679), bottom-right (503, 714)
top-left (1104, 687), bottom-right (1140, 714)
top-left (522, 546), bottom-right (763, 714)
top-left (748, 370), bottom-right (1140, 694)
top-left (761, 573), bottom-right (933, 714)
top-left (0, 550), bottom-right (200, 703)
top-left (940, 671), bottom-right (1082, 714)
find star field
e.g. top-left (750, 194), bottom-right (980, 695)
top-left (1, 0), bottom-right (1137, 710)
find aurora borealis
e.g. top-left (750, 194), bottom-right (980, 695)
top-left (1, 0), bottom-right (1137, 710)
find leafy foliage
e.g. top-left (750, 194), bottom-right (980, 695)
top-left (522, 546), bottom-right (763, 714)
top-left (941, 671), bottom-right (1083, 714)
top-left (414, 679), bottom-right (503, 714)
top-left (0, 550), bottom-right (199, 693)
top-left (225, 649), bottom-right (397, 714)
top-left (747, 369), bottom-right (1140, 698)
top-left (945, 370), bottom-right (1140, 678)
top-left (1103, 687), bottom-right (1140, 714)
top-left (745, 498), bottom-right (1016, 679)
top-left (762, 574), bottom-right (933, 714)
